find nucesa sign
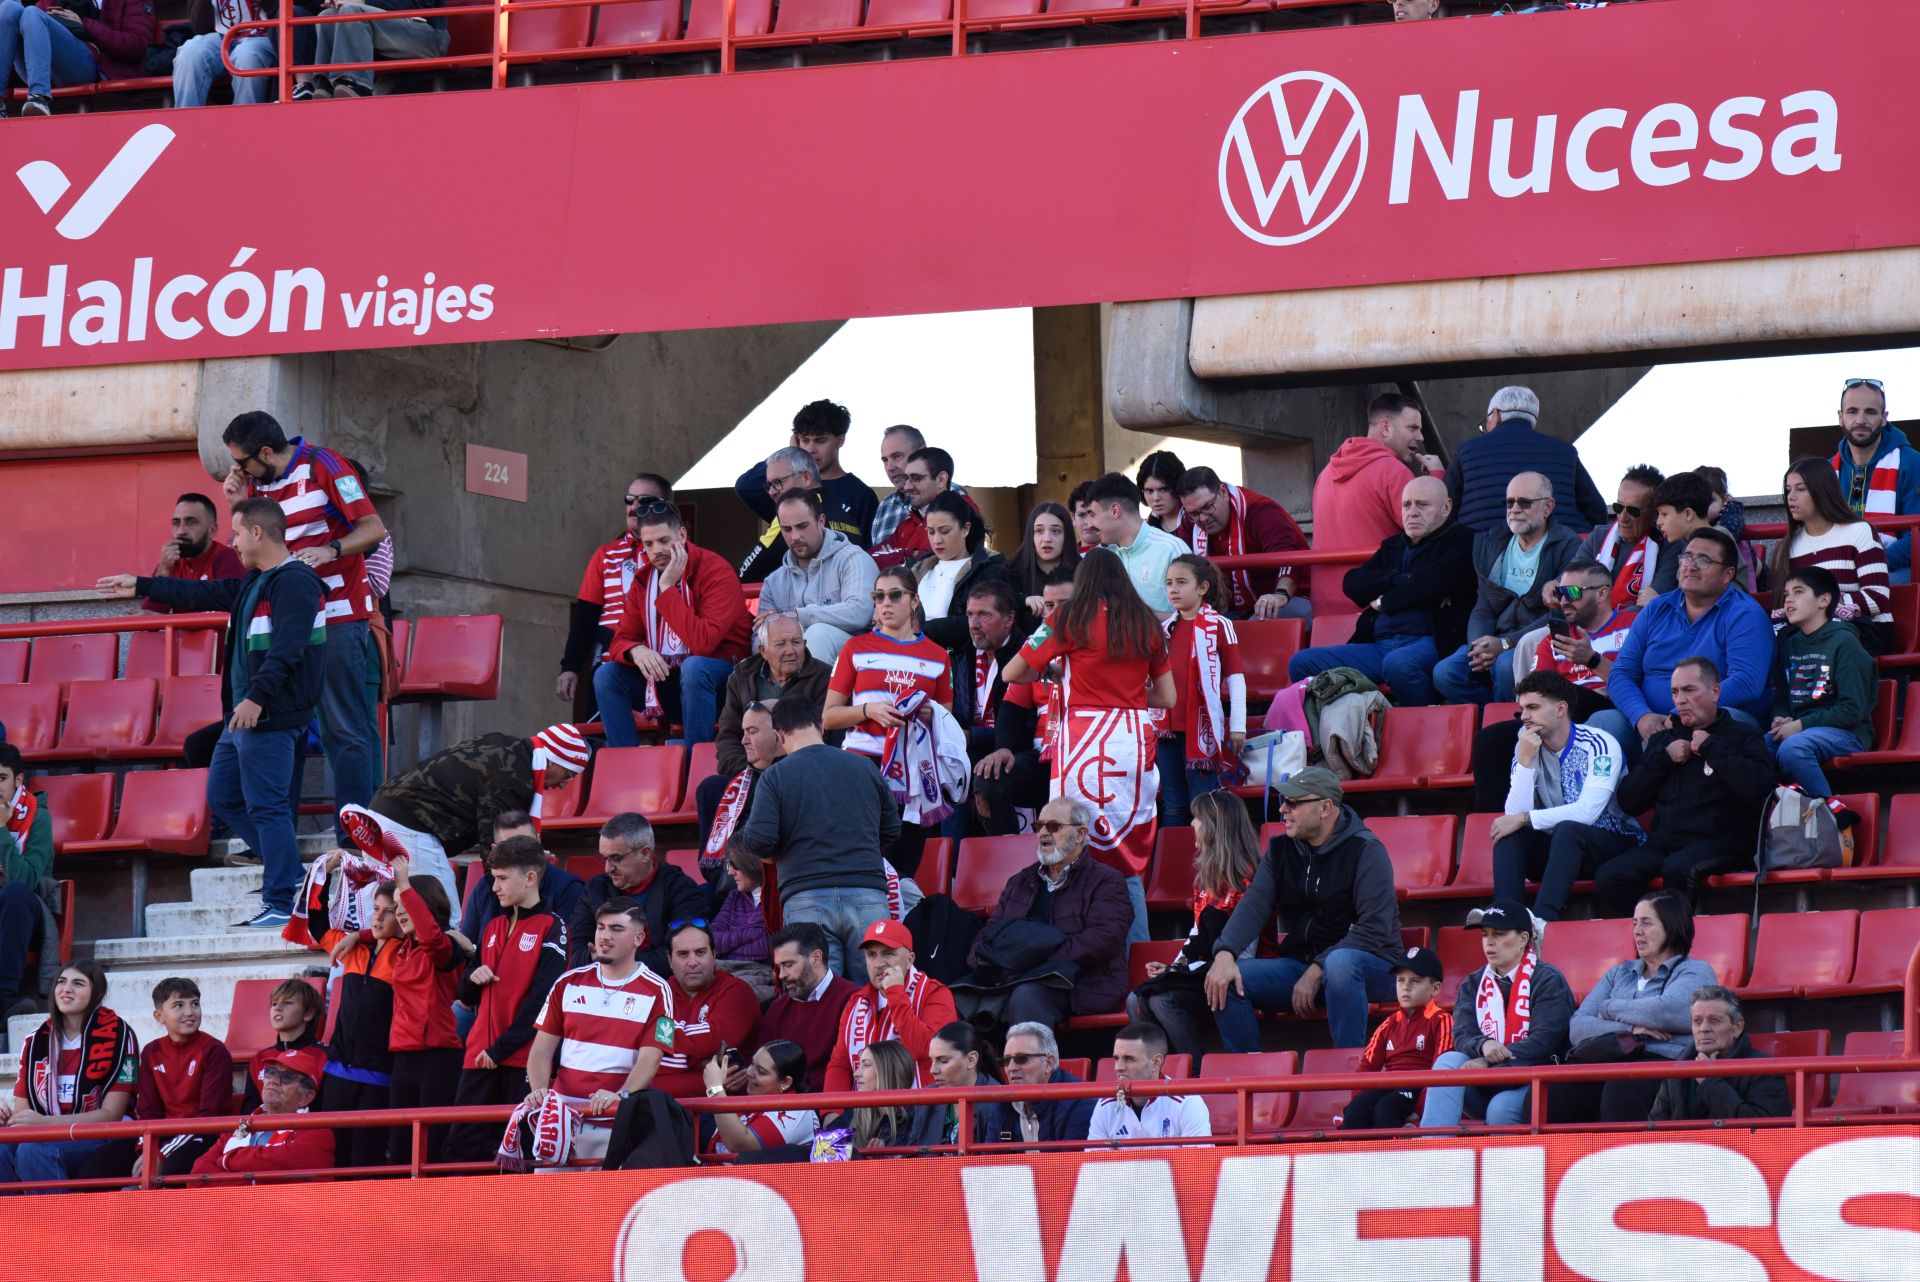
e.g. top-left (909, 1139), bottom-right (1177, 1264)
top-left (0, 0), bottom-right (1911, 371)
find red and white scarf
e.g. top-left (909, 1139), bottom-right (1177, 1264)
top-left (286, 848), bottom-right (393, 949)
top-left (1167, 608), bottom-right (1238, 772)
top-left (1189, 485), bottom-right (1280, 613)
top-left (1833, 446), bottom-right (1904, 550)
top-left (703, 768), bottom-right (755, 859)
top-left (5, 783), bottom-right (36, 854)
top-left (530, 723), bottom-right (591, 829)
top-left (497, 1089), bottom-right (581, 1173)
top-left (1054, 706), bottom-right (1158, 878)
top-left (642, 571), bottom-right (692, 717)
top-left (1593, 522), bottom-right (1651, 608)
top-left (973, 652), bottom-right (999, 729)
top-left (1475, 951), bottom-right (1538, 1047)
top-left (842, 969), bottom-right (931, 1085)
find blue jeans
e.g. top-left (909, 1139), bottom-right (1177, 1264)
top-left (1772, 725), bottom-right (1864, 798)
top-left (0, 1137), bottom-right (110, 1193)
top-left (1123, 874), bottom-right (1149, 950)
top-left (594, 655), bottom-right (733, 747)
top-left (1155, 734), bottom-right (1224, 828)
top-left (210, 724), bottom-right (303, 915)
top-left (1419, 1050), bottom-right (1532, 1127)
top-left (1432, 642), bottom-right (1517, 707)
top-left (319, 620), bottom-right (379, 841)
top-left (781, 887), bottom-right (894, 980)
top-left (0, 0), bottom-right (97, 99)
top-left (1287, 634), bottom-right (1438, 706)
top-left (0, 881), bottom-right (38, 1003)
top-left (1212, 947), bottom-right (1398, 1051)
top-left (172, 30), bottom-right (275, 106)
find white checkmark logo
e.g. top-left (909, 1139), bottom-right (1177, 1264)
top-left (15, 122), bottom-right (174, 241)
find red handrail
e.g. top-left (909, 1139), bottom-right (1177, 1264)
top-left (0, 612), bottom-right (226, 680)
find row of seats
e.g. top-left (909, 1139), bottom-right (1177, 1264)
top-left (0, 676), bottom-right (222, 764)
top-left (537, 742), bottom-right (716, 832)
top-left (26, 769), bottom-right (212, 858)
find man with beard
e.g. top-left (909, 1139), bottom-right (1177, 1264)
top-left (1830, 377), bottom-right (1920, 584)
top-left (754, 922), bottom-right (859, 1092)
top-left (556, 474), bottom-right (672, 719)
top-left (1579, 464), bottom-right (1664, 607)
top-left (142, 493), bottom-right (244, 612)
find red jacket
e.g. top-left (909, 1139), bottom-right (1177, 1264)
top-left (388, 886), bottom-right (464, 1053)
top-left (822, 971), bottom-right (958, 1094)
top-left (459, 901), bottom-right (568, 1070)
top-left (1312, 437), bottom-right (1434, 555)
top-left (76, 0), bottom-right (157, 82)
top-left (190, 1109), bottom-right (335, 1179)
top-left (1357, 999), bottom-right (1452, 1075)
top-left (606, 542), bottom-right (751, 667)
top-left (135, 1031), bottom-right (233, 1121)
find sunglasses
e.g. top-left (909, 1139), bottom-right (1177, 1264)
top-left (1609, 502), bottom-right (1643, 518)
top-left (625, 496), bottom-right (670, 513)
top-left (1034, 820), bottom-right (1084, 835)
top-left (871, 588), bottom-right (912, 603)
top-left (1277, 796), bottom-right (1330, 810)
top-left (1556, 584), bottom-right (1592, 601)
top-left (1844, 378), bottom-right (1885, 391)
top-left (1505, 496), bottom-right (1546, 510)
top-left (667, 918), bottom-right (711, 932)
top-left (1003, 1053), bottom-right (1053, 1067)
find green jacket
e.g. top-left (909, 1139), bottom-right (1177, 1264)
top-left (1, 791), bottom-right (53, 887)
top-left (1770, 619), bottom-right (1876, 745)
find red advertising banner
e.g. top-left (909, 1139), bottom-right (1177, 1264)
top-left (0, 0), bottom-right (1912, 372)
top-left (13, 1129), bottom-right (1914, 1280)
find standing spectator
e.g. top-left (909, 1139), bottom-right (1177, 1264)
top-left (1648, 986), bottom-right (1789, 1121)
top-left (241, 979), bottom-right (323, 1109)
top-left (1771, 460), bottom-right (1893, 654)
top-left (384, 857), bottom-right (465, 1170)
top-left (310, 0), bottom-right (448, 97)
top-left (100, 498), bottom-right (324, 930)
top-left (974, 571), bottom-right (1074, 836)
top-left (1159, 555), bottom-right (1246, 826)
top-left (699, 1040), bottom-right (817, 1157)
top-left (569, 813), bottom-right (706, 974)
top-left (1204, 768), bottom-right (1404, 1050)
top-left (651, 921), bottom-right (761, 1100)
top-left (824, 919), bottom-right (958, 1092)
top-left (1136, 451), bottom-right (1195, 546)
top-left (1646, 471), bottom-right (1737, 597)
top-left (735, 446), bottom-right (869, 584)
top-left (0, 961), bottom-right (136, 1190)
top-left (758, 922), bottom-right (860, 1092)
top-left (0, 743), bottom-right (52, 1021)
top-left (173, 0), bottom-right (273, 107)
top-left (1086, 473), bottom-right (1186, 616)
top-left (1433, 473), bottom-right (1583, 706)
top-left (0, 0), bottom-right (152, 116)
top-left (220, 412), bottom-right (386, 836)
top-left (1579, 465), bottom-right (1664, 608)
top-left (595, 500), bottom-right (751, 747)
top-left (76, 977), bottom-right (232, 1184)
top-left (914, 492), bottom-right (1010, 651)
top-left (455, 810), bottom-right (583, 955)
top-left (557, 475), bottom-right (669, 719)
top-left (1004, 549), bottom-right (1176, 945)
top-left (1340, 947), bottom-right (1450, 1132)
top-left (142, 493), bottom-right (244, 613)
top-left (1311, 392), bottom-right (1441, 553)
top-left (1287, 475), bottom-right (1476, 706)
top-left (1176, 467), bottom-right (1311, 620)
top-left (303, 853), bottom-right (398, 1168)
top-left (1393, 0), bottom-right (1439, 17)
top-left (1006, 502), bottom-right (1080, 620)
top-left (872, 426), bottom-right (966, 553)
top-left (1830, 377), bottom-right (1919, 584)
top-left (758, 491), bottom-right (879, 667)
top-left (1001, 1022), bottom-right (1094, 1146)
top-left (871, 446), bottom-right (964, 571)
top-left (1445, 386), bottom-right (1608, 533)
top-left (1420, 903), bottom-right (1573, 1129)
top-left (1087, 1023), bottom-right (1210, 1144)
top-left (737, 400), bottom-right (878, 547)
top-left (189, 1047), bottom-right (333, 1179)
top-left (1069, 482), bottom-right (1103, 554)
top-left (1598, 657), bottom-right (1774, 916)
top-left (742, 696), bottom-right (899, 976)
top-left (715, 613), bottom-right (832, 780)
top-left (1769, 567), bottom-right (1876, 816)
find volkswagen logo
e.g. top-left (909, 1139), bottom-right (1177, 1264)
top-left (1219, 71), bottom-right (1368, 247)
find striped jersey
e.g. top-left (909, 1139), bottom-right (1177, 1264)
top-left (1786, 523), bottom-right (1892, 625)
top-left (576, 532), bottom-right (641, 631)
top-left (828, 631), bottom-right (953, 757)
top-left (247, 437), bottom-right (378, 624)
top-left (534, 962), bottom-right (677, 1111)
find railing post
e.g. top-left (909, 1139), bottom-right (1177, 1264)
top-left (1236, 1087), bottom-right (1248, 1147)
top-left (411, 1120), bottom-right (425, 1177)
top-left (277, 0), bottom-right (292, 102)
top-left (956, 1097), bottom-right (972, 1156)
top-left (721, 0), bottom-right (737, 74)
top-left (950, 0), bottom-right (964, 59)
top-left (138, 1124), bottom-right (158, 1190)
top-left (493, 0), bottom-right (508, 89)
top-left (1184, 0), bottom-right (1196, 41)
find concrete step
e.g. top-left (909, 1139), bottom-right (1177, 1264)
top-left (146, 899), bottom-right (279, 938)
top-left (94, 931), bottom-right (315, 967)
top-left (210, 834), bottom-right (337, 862)
top-left (189, 863), bottom-right (278, 907)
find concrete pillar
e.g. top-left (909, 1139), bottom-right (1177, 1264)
top-left (1031, 304), bottom-right (1106, 507)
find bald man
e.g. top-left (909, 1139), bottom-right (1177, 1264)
top-left (1288, 477), bottom-right (1476, 706)
top-left (1432, 472), bottom-right (1585, 706)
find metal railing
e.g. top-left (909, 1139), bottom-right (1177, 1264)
top-left (0, 612), bottom-right (227, 680)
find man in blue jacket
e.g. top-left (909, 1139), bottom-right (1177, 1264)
top-left (1001, 1021), bottom-right (1094, 1145)
top-left (1444, 386), bottom-right (1609, 534)
top-left (1595, 528), bottom-right (1773, 762)
top-left (1831, 378), bottom-right (1920, 583)
top-left (99, 498), bottom-right (324, 929)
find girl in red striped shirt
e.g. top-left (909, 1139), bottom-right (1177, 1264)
top-left (1771, 458), bottom-right (1893, 655)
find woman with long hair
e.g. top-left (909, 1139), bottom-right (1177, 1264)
top-left (927, 1021), bottom-right (1012, 1145)
top-left (700, 1039), bottom-right (817, 1155)
top-left (1006, 502), bottom-right (1080, 620)
top-left (385, 856), bottom-right (468, 1170)
top-left (1125, 791), bottom-right (1266, 1058)
top-left (0, 959), bottom-right (137, 1189)
top-left (913, 491), bottom-right (1011, 650)
top-left (849, 1040), bottom-right (943, 1156)
top-left (1003, 548), bottom-right (1176, 946)
top-left (1136, 451), bottom-right (1194, 545)
top-left (1770, 458), bottom-right (1893, 654)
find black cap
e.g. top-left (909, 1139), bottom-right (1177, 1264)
top-left (1391, 946), bottom-right (1443, 982)
top-left (1465, 901), bottom-right (1533, 935)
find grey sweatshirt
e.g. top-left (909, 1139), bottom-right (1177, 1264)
top-left (738, 743), bottom-right (899, 902)
top-left (1568, 955), bottom-right (1719, 1059)
top-left (759, 529), bottom-right (879, 636)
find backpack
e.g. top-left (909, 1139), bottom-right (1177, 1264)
top-left (902, 893), bottom-right (983, 985)
top-left (599, 1089), bottom-right (698, 1171)
top-left (1755, 787), bottom-right (1853, 876)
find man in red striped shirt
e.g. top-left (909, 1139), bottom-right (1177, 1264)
top-left (556, 474), bottom-right (673, 721)
top-left (221, 411), bottom-right (388, 839)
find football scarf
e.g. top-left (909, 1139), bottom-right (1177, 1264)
top-left (1188, 484), bottom-right (1271, 613)
top-left (1593, 521), bottom-right (1651, 608)
top-left (641, 571), bottom-right (691, 717)
top-left (703, 768), bottom-right (755, 859)
top-left (21, 1006), bottom-right (132, 1117)
top-left (1475, 951), bottom-right (1539, 1047)
top-left (1168, 607), bottom-right (1238, 773)
top-left (841, 970), bottom-right (931, 1086)
top-left (5, 783), bottom-right (35, 857)
top-left (497, 1089), bottom-right (581, 1173)
top-left (284, 844), bottom-right (393, 949)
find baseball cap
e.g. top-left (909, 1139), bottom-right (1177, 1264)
top-left (860, 919), bottom-right (912, 951)
top-left (259, 1045), bottom-right (327, 1088)
top-left (1465, 901), bottom-right (1533, 934)
top-left (1391, 946), bottom-right (1443, 982)
top-left (1275, 766), bottom-right (1343, 804)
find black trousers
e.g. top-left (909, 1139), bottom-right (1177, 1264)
top-left (1494, 823), bottom-right (1640, 922)
top-left (445, 1065), bottom-right (529, 1164)
top-left (388, 1047), bottom-right (463, 1170)
top-left (1592, 839), bottom-right (1746, 918)
top-left (74, 1133), bottom-right (213, 1187)
top-left (319, 1073), bottom-right (391, 1168)
top-left (975, 750), bottom-right (1051, 836)
top-left (1342, 1088), bottom-right (1419, 1131)
top-left (1473, 719), bottom-right (1524, 813)
top-left (1127, 984), bottom-right (1211, 1061)
top-left (1546, 1073), bottom-right (1664, 1125)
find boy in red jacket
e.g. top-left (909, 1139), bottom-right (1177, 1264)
top-left (593, 500), bottom-right (750, 748)
top-left (191, 1046), bottom-right (334, 1181)
top-left (78, 977), bottom-right (234, 1185)
top-left (1340, 947), bottom-right (1450, 1131)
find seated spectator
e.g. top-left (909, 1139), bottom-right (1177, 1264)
top-left (1434, 473), bottom-right (1583, 706)
top-left (0, 0), bottom-right (152, 116)
top-left (950, 580), bottom-right (1026, 769)
top-left (850, 1040), bottom-right (945, 1156)
top-left (1204, 768), bottom-right (1403, 1050)
top-left (652, 921), bottom-right (761, 1100)
top-left (915, 492), bottom-right (1010, 651)
top-left (758, 922), bottom-right (860, 1092)
top-left (927, 1022), bottom-right (1012, 1146)
top-left (1159, 554), bottom-right (1247, 826)
top-left (1129, 791), bottom-right (1263, 1060)
top-left (384, 857), bottom-right (465, 1170)
top-left (1769, 568), bottom-right (1876, 819)
top-left (758, 492), bottom-right (878, 667)
top-left (0, 961), bottom-right (136, 1191)
top-left (1648, 985), bottom-right (1789, 1121)
top-left (1006, 502), bottom-right (1080, 620)
top-left (1771, 460), bottom-right (1893, 654)
top-left (700, 703), bottom-right (782, 891)
top-left (973, 572), bottom-right (1074, 835)
top-left (1552, 891), bottom-right (1716, 1124)
top-left (190, 1047), bottom-right (333, 1180)
top-left (825, 920), bottom-right (958, 1092)
top-left (1176, 467), bottom-right (1310, 620)
top-left (1598, 657), bottom-right (1774, 916)
top-left (1001, 1022), bottom-right (1094, 1145)
top-left (712, 838), bottom-right (772, 976)
top-left (242, 977), bottom-right (324, 1110)
top-left (1697, 465), bottom-right (1760, 575)
top-left (455, 810), bottom-right (582, 951)
top-left (1598, 528), bottom-right (1775, 752)
top-left (595, 500), bottom-right (751, 747)
top-left (1088, 1023), bottom-right (1210, 1144)
top-left (871, 446), bottom-right (964, 572)
top-left (302, 853), bottom-right (400, 1167)
top-left (699, 1040), bottom-right (816, 1156)
top-left (142, 493), bottom-right (244, 612)
top-left (1444, 386), bottom-right (1608, 534)
top-left (570, 813), bottom-right (706, 974)
top-left (173, 0), bottom-right (273, 108)
top-left (1420, 903), bottom-right (1573, 1128)
top-left (1645, 470), bottom-right (1735, 598)
top-left (1392, 0), bottom-right (1438, 16)
top-left (872, 426), bottom-right (964, 552)
top-left (716, 614), bottom-right (830, 781)
top-left (1311, 391), bottom-right (1440, 553)
top-left (0, 744), bottom-right (52, 1029)
top-left (1488, 670), bottom-right (1641, 924)
top-left (737, 441), bottom-right (872, 583)
top-left (1082, 473), bottom-right (1184, 616)
top-left (1287, 475), bottom-right (1475, 706)
top-left (74, 977), bottom-right (231, 1185)
top-left (1137, 451), bottom-right (1195, 546)
top-left (956, 796), bottom-right (1131, 1029)
top-left (311, 0), bottom-right (448, 99)
top-left (1069, 481), bottom-right (1103, 554)
top-left (1340, 946), bottom-right (1449, 1132)
top-left (1830, 376), bottom-right (1918, 586)
top-left (1578, 465), bottom-right (1663, 609)
top-left (556, 475), bottom-right (668, 718)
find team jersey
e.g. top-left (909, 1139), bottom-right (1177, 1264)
top-left (712, 1107), bottom-right (818, 1155)
top-left (534, 963), bottom-right (677, 1111)
top-left (1356, 1000), bottom-right (1452, 1075)
top-left (577, 532), bottom-right (641, 632)
top-left (829, 631), bottom-right (954, 757)
top-left (1020, 608), bottom-right (1170, 711)
top-left (137, 1031), bottom-right (234, 1120)
top-left (1001, 678), bottom-right (1060, 752)
top-left (1532, 608), bottom-right (1638, 691)
top-left (16, 1033), bottom-right (137, 1108)
top-left (1087, 1080), bottom-right (1210, 1145)
top-left (248, 437), bottom-right (379, 624)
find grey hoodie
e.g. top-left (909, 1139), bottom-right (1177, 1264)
top-left (759, 527), bottom-right (879, 637)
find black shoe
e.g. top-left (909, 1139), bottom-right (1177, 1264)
top-left (20, 95), bottom-right (50, 117)
top-left (290, 82), bottom-right (313, 101)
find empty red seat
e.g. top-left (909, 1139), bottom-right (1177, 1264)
top-left (1058, 1057), bottom-right (1091, 1080)
top-left (951, 835), bottom-right (1035, 914)
top-left (1813, 906), bottom-right (1920, 997)
top-left (917, 837), bottom-right (954, 898)
top-left (124, 628), bottom-right (220, 679)
top-left (1143, 825), bottom-right (1196, 911)
top-left (686, 0), bottom-right (774, 38)
top-left (1307, 611), bottom-right (1359, 650)
top-left (1747, 1029), bottom-right (1832, 1107)
top-left (1197, 1050), bottom-right (1297, 1136)
top-left (563, 854), bottom-right (601, 882)
top-left (665, 848), bottom-right (705, 884)
top-left (1450, 814), bottom-right (1498, 897)
top-left (395, 615), bottom-right (502, 702)
top-left (1435, 926), bottom-right (1485, 1005)
top-left (543, 746), bottom-right (685, 831)
top-left (1536, 917), bottom-right (1628, 1001)
top-left (1235, 619), bottom-right (1305, 705)
top-left (506, 2), bottom-right (591, 51)
top-left (1045, 0), bottom-right (1131, 16)
top-left (1877, 582), bottom-right (1920, 668)
top-left (1835, 683), bottom-right (1920, 767)
top-left (63, 768), bottom-right (212, 857)
top-left (141, 675), bottom-right (224, 759)
top-left (1815, 1031), bottom-right (1920, 1117)
top-left (1287, 1047), bottom-right (1365, 1133)
top-left (540, 769), bottom-right (585, 822)
top-left (0, 683), bottom-right (62, 754)
top-left (1832, 792), bottom-right (1920, 884)
top-left (226, 976), bottom-right (325, 1066)
top-left (30, 772), bottom-right (114, 851)
top-left (54, 678), bottom-right (157, 758)
top-left (653, 740), bottom-right (719, 826)
top-left (865, 0), bottom-right (944, 24)
top-left (0, 641), bottom-right (24, 683)
top-left (1481, 702), bottom-right (1521, 730)
top-left (1068, 940), bottom-right (1180, 1032)
top-left (1687, 913), bottom-right (1751, 989)
top-left (1369, 813), bottom-right (1456, 898)
top-left (1737, 909), bottom-right (1857, 1000)
top-left (1342, 705), bottom-right (1475, 794)
top-left (28, 634), bottom-right (115, 688)
top-left (592, 0), bottom-right (682, 44)
top-left (1096, 1053), bottom-right (1191, 1081)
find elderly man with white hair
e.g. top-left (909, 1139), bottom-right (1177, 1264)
top-left (1444, 385), bottom-right (1610, 534)
top-left (1001, 1021), bottom-right (1095, 1145)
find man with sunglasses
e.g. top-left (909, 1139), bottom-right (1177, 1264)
top-left (556, 473), bottom-right (672, 720)
top-left (1579, 464), bottom-right (1664, 608)
top-left (650, 920), bottom-right (761, 1100)
top-left (1830, 377), bottom-right (1920, 585)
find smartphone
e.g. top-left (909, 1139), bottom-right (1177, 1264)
top-left (1546, 616), bottom-right (1572, 639)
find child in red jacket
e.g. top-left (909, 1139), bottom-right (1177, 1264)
top-left (1340, 947), bottom-right (1451, 1131)
top-left (192, 1046), bottom-right (334, 1182)
top-left (384, 855), bottom-right (468, 1168)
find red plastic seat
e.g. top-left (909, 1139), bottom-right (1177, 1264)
top-left (963, 0), bottom-right (1041, 18)
top-left (865, 0), bottom-right (944, 24)
top-left (916, 838), bottom-right (954, 898)
top-left (1814, 1031), bottom-right (1920, 1117)
top-left (540, 769), bottom-right (585, 822)
top-left (1368, 813), bottom-right (1456, 898)
top-left (1045, 0), bottom-right (1133, 14)
top-left (686, 0), bottom-right (774, 38)
top-left (1341, 705), bottom-right (1475, 794)
top-left (654, 741), bottom-right (719, 826)
top-left (592, 0), bottom-right (682, 44)
top-left (542, 746), bottom-right (685, 831)
top-left (30, 773), bottom-right (114, 851)
top-left (1057, 1057), bottom-right (1091, 1080)
top-left (124, 628), bottom-right (220, 679)
top-left (395, 615), bottom-right (502, 702)
top-left (1736, 909), bottom-right (1857, 1001)
top-left (1832, 792), bottom-right (1920, 883)
top-left (1537, 917), bottom-right (1628, 1001)
top-left (1067, 940), bottom-right (1181, 1031)
top-left (1877, 582), bottom-right (1920, 668)
top-left (1311, 611), bottom-right (1360, 650)
top-left (226, 976), bottom-right (325, 1067)
top-left (0, 641), bottom-right (25, 683)
top-left (139, 676), bottom-right (224, 759)
top-left (664, 848), bottom-right (705, 884)
top-left (1450, 813), bottom-right (1499, 898)
top-left (1435, 926), bottom-right (1485, 1006)
top-left (1143, 825), bottom-right (1196, 911)
top-left (1687, 913), bottom-right (1751, 989)
top-left (1709, 792), bottom-right (1879, 888)
top-left (28, 634), bottom-right (116, 689)
top-left (62, 768), bottom-right (211, 857)
top-left (1481, 702), bottom-right (1521, 730)
top-left (1095, 1053), bottom-right (1191, 1081)
top-left (1235, 619), bottom-right (1305, 705)
top-left (1813, 906), bottom-right (1920, 998)
top-left (951, 835), bottom-right (1035, 914)
top-left (563, 854), bottom-right (601, 883)
top-left (507, 2), bottom-right (591, 51)
top-left (0, 683), bottom-right (62, 755)
top-left (1835, 683), bottom-right (1920, 767)
top-left (1747, 1029), bottom-right (1832, 1107)
top-left (775, 0), bottom-right (862, 30)
top-left (1197, 1050), bottom-right (1297, 1136)
top-left (1287, 1047), bottom-right (1366, 1133)
top-left (53, 678), bottom-right (157, 759)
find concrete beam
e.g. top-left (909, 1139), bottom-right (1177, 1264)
top-left (0, 361), bottom-right (199, 451)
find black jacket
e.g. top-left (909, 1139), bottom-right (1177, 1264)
top-left (915, 550), bottom-right (1012, 651)
top-left (1213, 807), bottom-right (1403, 969)
top-left (572, 863), bottom-right (709, 973)
top-left (1344, 520), bottom-right (1478, 656)
top-left (1017, 1068), bottom-right (1095, 1145)
top-left (1449, 961), bottom-right (1574, 1066)
top-left (949, 633), bottom-right (1024, 751)
top-left (1444, 418), bottom-right (1610, 533)
top-left (714, 654), bottom-right (833, 778)
top-left (1615, 712), bottom-right (1776, 857)
top-left (1649, 1035), bottom-right (1790, 1121)
top-left (136, 558), bottom-right (325, 732)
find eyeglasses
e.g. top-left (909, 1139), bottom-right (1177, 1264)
top-left (1277, 796), bottom-right (1329, 810)
top-left (1844, 378), bottom-right (1885, 391)
top-left (667, 918), bottom-right (711, 932)
top-left (1676, 552), bottom-right (1725, 568)
top-left (1003, 1053), bottom-right (1054, 1067)
top-left (1505, 496), bottom-right (1547, 510)
top-left (1033, 820), bottom-right (1084, 835)
top-left (1609, 503), bottom-right (1643, 518)
top-left (901, 471), bottom-right (932, 485)
top-left (871, 588), bottom-right (912, 603)
top-left (764, 473), bottom-right (798, 495)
